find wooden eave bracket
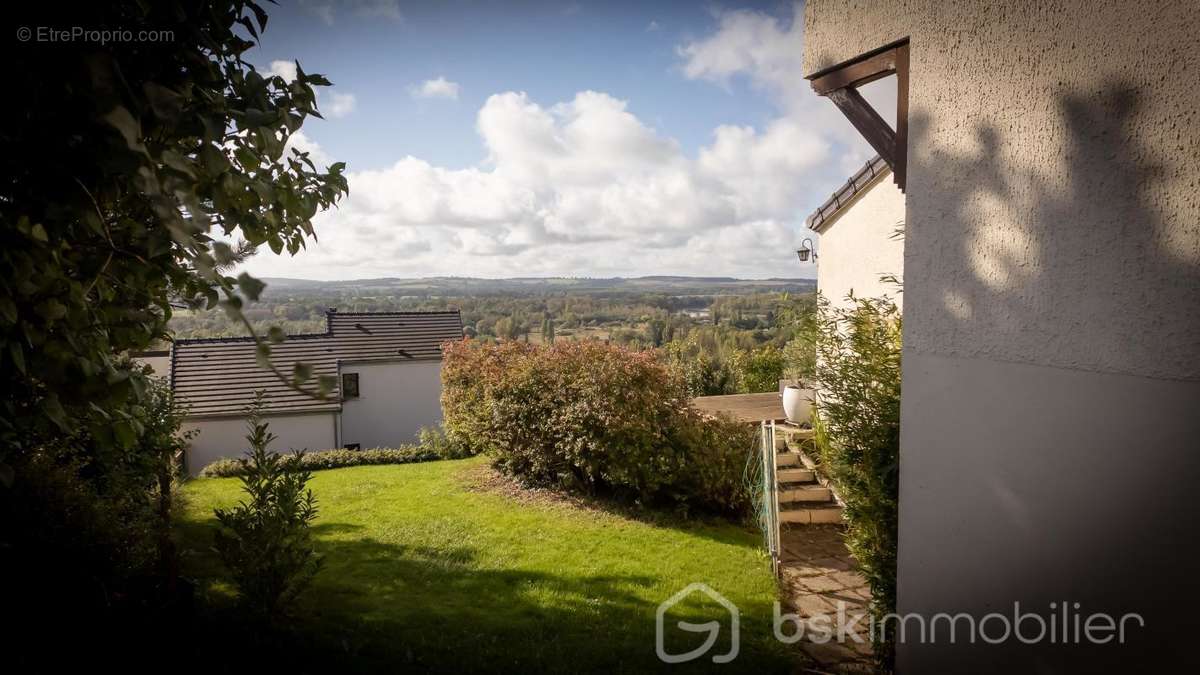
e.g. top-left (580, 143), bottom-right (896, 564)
top-left (808, 39), bottom-right (910, 192)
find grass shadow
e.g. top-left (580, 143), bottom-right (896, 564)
top-left (175, 515), bottom-right (795, 674)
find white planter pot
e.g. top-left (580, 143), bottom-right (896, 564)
top-left (782, 385), bottom-right (813, 425)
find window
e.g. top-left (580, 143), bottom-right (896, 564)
top-left (343, 443), bottom-right (361, 451)
top-left (342, 372), bottom-right (360, 399)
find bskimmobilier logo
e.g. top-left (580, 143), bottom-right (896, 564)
top-left (655, 582), bottom-right (1147, 664)
top-left (655, 583), bottom-right (739, 664)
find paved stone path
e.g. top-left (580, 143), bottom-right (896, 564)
top-left (779, 526), bottom-right (877, 673)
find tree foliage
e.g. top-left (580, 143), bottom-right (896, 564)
top-left (442, 339), bottom-right (757, 514)
top-left (810, 295), bottom-right (902, 670)
top-left (3, 1), bottom-right (348, 479)
top-left (2, 2), bottom-right (346, 657)
top-left (213, 398), bottom-right (321, 620)
top-left (728, 345), bottom-right (786, 393)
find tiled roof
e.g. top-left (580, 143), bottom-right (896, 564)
top-left (805, 155), bottom-right (891, 232)
top-left (171, 311), bottom-right (463, 418)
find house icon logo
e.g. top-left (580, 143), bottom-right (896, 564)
top-left (655, 583), bottom-right (740, 664)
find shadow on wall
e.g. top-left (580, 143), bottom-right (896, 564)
top-left (905, 82), bottom-right (1200, 381)
top-left (898, 80), bottom-right (1200, 671)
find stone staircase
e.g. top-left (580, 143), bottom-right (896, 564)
top-left (774, 425), bottom-right (844, 525)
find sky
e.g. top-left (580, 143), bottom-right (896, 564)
top-left (237, 0), bottom-right (894, 280)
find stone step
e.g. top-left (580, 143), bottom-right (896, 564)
top-left (779, 484), bottom-right (833, 503)
top-left (776, 452), bottom-right (801, 467)
top-left (776, 467), bottom-right (815, 483)
top-left (779, 504), bottom-right (844, 525)
top-left (780, 427), bottom-right (816, 440)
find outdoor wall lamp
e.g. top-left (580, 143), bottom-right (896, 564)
top-left (796, 238), bottom-right (818, 263)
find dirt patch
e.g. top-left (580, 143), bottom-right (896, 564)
top-left (455, 462), bottom-right (594, 510)
top-left (455, 462), bottom-right (751, 532)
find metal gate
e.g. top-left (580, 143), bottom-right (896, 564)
top-left (760, 420), bottom-right (781, 576)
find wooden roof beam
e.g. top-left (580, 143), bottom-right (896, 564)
top-left (807, 39), bottom-right (910, 192)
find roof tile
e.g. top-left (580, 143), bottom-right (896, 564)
top-left (171, 310), bottom-right (463, 418)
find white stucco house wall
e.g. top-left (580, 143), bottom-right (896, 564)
top-left (803, 1), bottom-right (1200, 671)
top-left (131, 349), bottom-right (171, 377)
top-left (806, 155), bottom-right (906, 311)
top-left (170, 310), bottom-right (463, 475)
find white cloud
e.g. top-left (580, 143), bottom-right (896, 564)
top-left (269, 60), bottom-right (356, 118)
top-left (268, 60), bottom-right (298, 83)
top-left (678, 5), bottom-right (807, 102)
top-left (410, 77), bottom-right (461, 100)
top-left (324, 92), bottom-right (357, 118)
top-left (242, 3), bottom-right (888, 280)
top-left (646, 20), bottom-right (660, 32)
top-left (675, 1), bottom-right (902, 207)
top-left (677, 3), bottom-right (895, 142)
top-left (283, 130), bottom-right (333, 169)
top-left (242, 88), bottom-right (830, 280)
top-left (300, 0), bottom-right (402, 25)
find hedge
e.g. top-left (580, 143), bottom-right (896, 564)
top-left (811, 295), bottom-right (902, 670)
top-left (199, 446), bottom-right (441, 478)
top-left (441, 339), bottom-right (757, 515)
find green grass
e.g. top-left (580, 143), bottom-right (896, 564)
top-left (177, 456), bottom-right (796, 673)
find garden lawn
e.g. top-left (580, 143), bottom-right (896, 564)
top-left (177, 456), bottom-right (796, 673)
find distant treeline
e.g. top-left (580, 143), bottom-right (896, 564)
top-left (168, 284), bottom-right (817, 396)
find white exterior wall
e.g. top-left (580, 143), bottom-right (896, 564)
top-left (804, 1), bottom-right (1200, 670)
top-left (133, 354), bottom-right (170, 377)
top-left (338, 360), bottom-right (443, 450)
top-left (814, 174), bottom-right (906, 311)
top-left (182, 412), bottom-right (336, 476)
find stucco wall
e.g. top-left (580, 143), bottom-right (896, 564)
top-left (804, 1), bottom-right (1200, 670)
top-left (182, 412), bottom-right (336, 476)
top-left (804, 0), bottom-right (1200, 381)
top-left (815, 172), bottom-right (905, 311)
top-left (338, 359), bottom-right (443, 450)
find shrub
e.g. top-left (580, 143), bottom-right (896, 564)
top-left (200, 445), bottom-right (441, 478)
top-left (441, 339), bottom-right (756, 514)
top-left (730, 345), bottom-right (786, 393)
top-left (4, 366), bottom-right (196, 618)
top-left (811, 295), bottom-right (901, 670)
top-left (418, 425), bottom-right (477, 460)
top-left (213, 401), bottom-right (321, 620)
top-left (662, 332), bottom-right (734, 397)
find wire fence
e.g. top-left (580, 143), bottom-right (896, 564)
top-left (744, 420), bottom-right (780, 575)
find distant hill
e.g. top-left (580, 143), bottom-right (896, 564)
top-left (258, 276), bottom-right (816, 297)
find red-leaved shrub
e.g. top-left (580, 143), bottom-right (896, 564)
top-left (441, 339), bottom-right (755, 514)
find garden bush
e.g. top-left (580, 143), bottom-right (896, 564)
top-left (200, 445), bottom-right (441, 478)
top-left (213, 403), bottom-right (321, 620)
top-left (811, 295), bottom-right (901, 670)
top-left (417, 424), bottom-right (477, 460)
top-left (441, 339), bottom-right (757, 514)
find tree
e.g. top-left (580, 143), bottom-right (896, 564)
top-left (811, 295), bottom-right (902, 670)
top-left (3, 0), bottom-right (346, 477)
top-left (213, 396), bottom-right (321, 621)
top-left (663, 333), bottom-right (734, 396)
top-left (495, 316), bottom-right (518, 340)
top-left (135, 375), bottom-right (197, 595)
top-left (646, 318), bottom-right (668, 347)
top-left (2, 0), bottom-right (347, 635)
top-left (730, 346), bottom-right (786, 393)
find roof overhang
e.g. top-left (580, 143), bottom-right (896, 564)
top-left (807, 39), bottom-right (909, 192)
top-left (806, 156), bottom-right (891, 233)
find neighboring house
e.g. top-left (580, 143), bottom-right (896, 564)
top-left (803, 1), bottom-right (1199, 671)
top-left (806, 154), bottom-right (905, 311)
top-left (130, 349), bottom-right (171, 377)
top-left (171, 310), bottom-right (463, 474)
